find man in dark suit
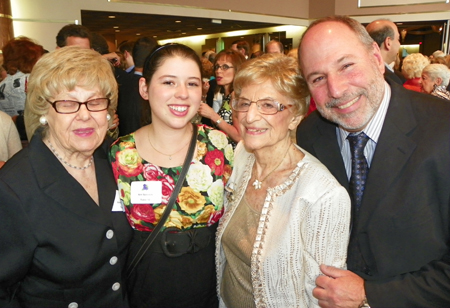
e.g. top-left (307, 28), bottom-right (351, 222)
top-left (116, 37), bottom-right (157, 136)
top-left (366, 19), bottom-right (405, 85)
top-left (297, 15), bottom-right (450, 307)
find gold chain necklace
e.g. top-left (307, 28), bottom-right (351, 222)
top-left (252, 143), bottom-right (292, 189)
top-left (147, 128), bottom-right (191, 160)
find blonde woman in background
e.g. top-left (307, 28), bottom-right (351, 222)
top-left (402, 53), bottom-right (430, 92)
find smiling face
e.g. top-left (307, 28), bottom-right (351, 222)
top-left (140, 56), bottom-right (202, 130)
top-left (420, 72), bottom-right (435, 94)
top-left (300, 21), bottom-right (386, 132)
top-left (236, 80), bottom-right (301, 154)
top-left (45, 86), bottom-right (109, 157)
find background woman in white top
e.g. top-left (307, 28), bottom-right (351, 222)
top-left (216, 53), bottom-right (351, 308)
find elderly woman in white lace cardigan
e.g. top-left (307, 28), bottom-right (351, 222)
top-left (215, 54), bottom-right (351, 308)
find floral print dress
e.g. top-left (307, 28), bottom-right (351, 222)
top-left (109, 124), bottom-right (234, 232)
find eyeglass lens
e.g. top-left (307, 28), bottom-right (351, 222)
top-left (50, 98), bottom-right (109, 114)
top-left (214, 64), bottom-right (233, 71)
top-left (233, 98), bottom-right (284, 115)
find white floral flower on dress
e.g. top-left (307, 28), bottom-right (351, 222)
top-left (186, 162), bottom-right (213, 192)
top-left (208, 130), bottom-right (228, 150)
top-left (224, 143), bottom-right (234, 166)
top-left (207, 179), bottom-right (224, 207)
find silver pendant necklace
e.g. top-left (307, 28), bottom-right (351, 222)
top-left (252, 143), bottom-right (291, 189)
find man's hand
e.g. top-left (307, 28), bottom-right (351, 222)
top-left (102, 52), bottom-right (121, 67)
top-left (313, 264), bottom-right (366, 308)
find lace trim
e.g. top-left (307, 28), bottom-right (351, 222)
top-left (251, 161), bottom-right (305, 307)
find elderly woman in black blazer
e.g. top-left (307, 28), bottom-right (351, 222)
top-left (0, 47), bottom-right (132, 307)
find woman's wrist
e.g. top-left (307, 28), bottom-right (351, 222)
top-left (215, 117), bottom-right (223, 125)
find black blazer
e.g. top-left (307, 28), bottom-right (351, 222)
top-left (0, 134), bottom-right (132, 307)
top-left (116, 72), bottom-right (147, 137)
top-left (384, 66), bottom-right (405, 85)
top-left (297, 81), bottom-right (450, 307)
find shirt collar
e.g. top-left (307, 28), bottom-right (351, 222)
top-left (338, 81), bottom-right (391, 145)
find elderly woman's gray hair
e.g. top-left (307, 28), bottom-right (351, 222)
top-left (25, 46), bottom-right (118, 139)
top-left (402, 53), bottom-right (430, 79)
top-left (233, 53), bottom-right (309, 117)
top-left (422, 63), bottom-right (450, 87)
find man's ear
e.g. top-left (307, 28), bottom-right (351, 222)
top-left (383, 37), bottom-right (391, 51)
top-left (371, 42), bottom-right (385, 74)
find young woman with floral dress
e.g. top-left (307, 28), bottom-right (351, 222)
top-left (109, 44), bottom-right (234, 307)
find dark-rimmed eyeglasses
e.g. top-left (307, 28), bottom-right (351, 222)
top-left (232, 98), bottom-right (287, 115)
top-left (46, 98), bottom-right (110, 114)
top-left (214, 64), bottom-right (234, 71)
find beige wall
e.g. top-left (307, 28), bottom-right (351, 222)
top-left (11, 0), bottom-right (309, 51)
top-left (118, 0), bottom-right (309, 19)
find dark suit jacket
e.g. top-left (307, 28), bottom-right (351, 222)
top-left (384, 66), bottom-right (405, 85)
top-left (116, 72), bottom-right (147, 137)
top-left (201, 78), bottom-right (218, 128)
top-left (297, 81), bottom-right (450, 307)
top-left (0, 134), bottom-right (132, 307)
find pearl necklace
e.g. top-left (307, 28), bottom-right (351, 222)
top-left (47, 140), bottom-right (93, 170)
top-left (252, 143), bottom-right (292, 190)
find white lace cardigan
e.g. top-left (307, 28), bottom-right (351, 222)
top-left (216, 142), bottom-right (351, 308)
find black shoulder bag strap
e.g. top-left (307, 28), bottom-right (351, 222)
top-left (126, 124), bottom-right (198, 278)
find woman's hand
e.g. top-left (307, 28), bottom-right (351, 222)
top-left (198, 102), bottom-right (220, 122)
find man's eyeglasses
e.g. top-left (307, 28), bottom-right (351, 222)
top-left (232, 98), bottom-right (287, 115)
top-left (214, 64), bottom-right (234, 71)
top-left (46, 98), bottom-right (110, 114)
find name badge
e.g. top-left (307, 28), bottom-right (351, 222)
top-left (130, 181), bottom-right (162, 204)
top-left (112, 190), bottom-right (125, 212)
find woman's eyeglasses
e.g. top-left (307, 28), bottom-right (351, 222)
top-left (46, 98), bottom-right (110, 114)
top-left (214, 64), bottom-right (234, 71)
top-left (232, 98), bottom-right (287, 115)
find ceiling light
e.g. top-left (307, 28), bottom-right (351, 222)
top-left (153, 36), bottom-right (157, 38)
top-left (115, 30), bottom-right (120, 32)
top-left (136, 33), bottom-right (141, 35)
top-left (175, 20), bottom-right (181, 23)
top-left (197, 28), bottom-right (202, 30)
top-left (212, 19), bottom-right (222, 24)
top-left (108, 16), bottom-right (116, 19)
top-left (113, 26), bottom-right (119, 29)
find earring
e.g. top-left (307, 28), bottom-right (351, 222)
top-left (106, 114), bottom-right (111, 121)
top-left (39, 115), bottom-right (47, 125)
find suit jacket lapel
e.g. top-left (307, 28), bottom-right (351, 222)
top-left (29, 134), bottom-right (111, 226)
top-left (312, 119), bottom-right (349, 190)
top-left (358, 83), bottom-right (417, 226)
top-left (95, 140), bottom-right (117, 221)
